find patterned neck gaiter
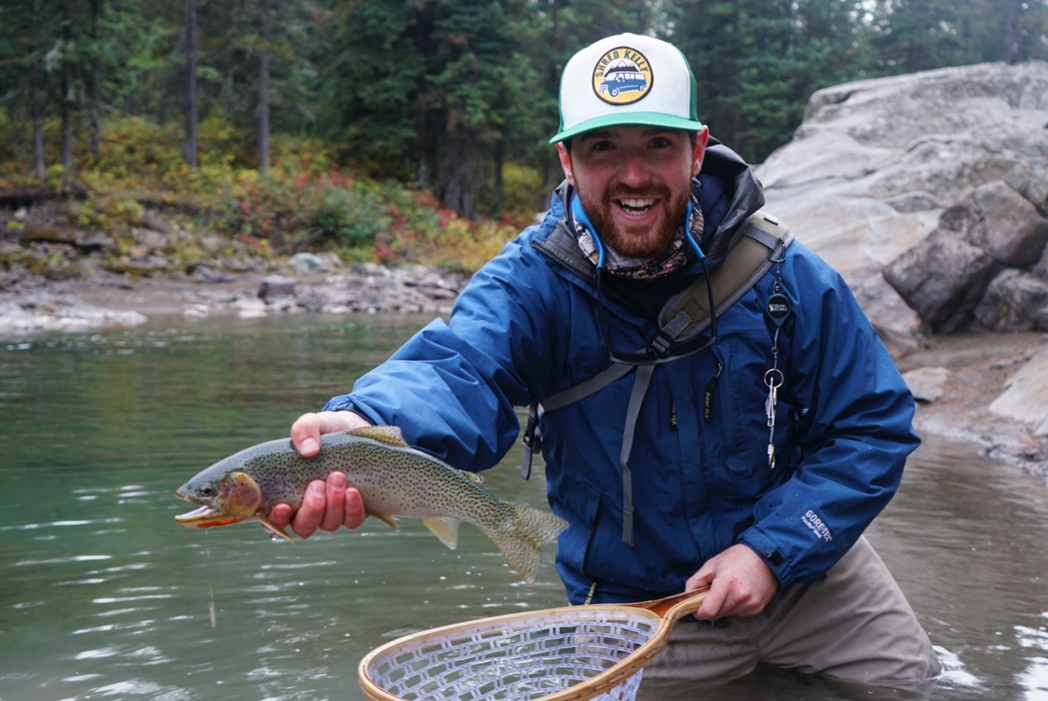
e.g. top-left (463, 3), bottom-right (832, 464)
top-left (571, 192), bottom-right (705, 280)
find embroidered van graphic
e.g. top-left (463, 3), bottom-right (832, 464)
top-left (592, 47), bottom-right (652, 105)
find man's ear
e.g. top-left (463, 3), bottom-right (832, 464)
top-left (556, 142), bottom-right (575, 186)
top-left (692, 126), bottom-right (710, 177)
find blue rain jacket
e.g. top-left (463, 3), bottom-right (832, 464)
top-left (325, 143), bottom-right (919, 605)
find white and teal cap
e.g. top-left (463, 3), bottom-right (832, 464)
top-left (550, 33), bottom-right (702, 144)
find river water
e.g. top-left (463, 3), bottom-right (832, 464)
top-left (0, 315), bottom-right (1045, 701)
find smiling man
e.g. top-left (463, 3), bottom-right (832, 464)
top-left (272, 34), bottom-right (941, 688)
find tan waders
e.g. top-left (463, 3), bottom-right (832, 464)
top-left (643, 537), bottom-right (941, 688)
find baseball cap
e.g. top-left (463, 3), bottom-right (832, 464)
top-left (550, 33), bottom-right (702, 144)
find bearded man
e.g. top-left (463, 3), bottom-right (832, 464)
top-left (272, 33), bottom-right (941, 688)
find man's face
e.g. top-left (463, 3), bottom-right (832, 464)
top-left (557, 126), bottom-right (708, 260)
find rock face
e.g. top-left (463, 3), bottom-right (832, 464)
top-left (989, 345), bottom-right (1048, 437)
top-left (757, 61), bottom-right (1048, 339)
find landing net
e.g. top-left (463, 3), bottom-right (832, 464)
top-left (361, 608), bottom-right (662, 701)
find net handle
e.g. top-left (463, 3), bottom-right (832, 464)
top-left (358, 587), bottom-right (710, 701)
top-left (630, 586), bottom-right (710, 619)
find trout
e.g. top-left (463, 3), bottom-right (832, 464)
top-left (175, 426), bottom-right (567, 583)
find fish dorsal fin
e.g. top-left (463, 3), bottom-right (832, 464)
top-left (457, 469), bottom-right (484, 485)
top-left (347, 425), bottom-right (409, 447)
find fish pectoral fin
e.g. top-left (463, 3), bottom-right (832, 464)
top-left (369, 511), bottom-right (399, 531)
top-left (421, 517), bottom-right (461, 550)
top-left (347, 425), bottom-right (409, 447)
top-left (253, 513), bottom-right (296, 544)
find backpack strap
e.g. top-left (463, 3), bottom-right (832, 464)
top-left (521, 212), bottom-right (793, 544)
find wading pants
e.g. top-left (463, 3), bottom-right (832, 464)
top-left (643, 536), bottom-right (942, 687)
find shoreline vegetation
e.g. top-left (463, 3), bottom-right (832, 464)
top-left (0, 119), bottom-right (539, 280)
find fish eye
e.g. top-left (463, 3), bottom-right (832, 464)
top-left (198, 484), bottom-right (217, 498)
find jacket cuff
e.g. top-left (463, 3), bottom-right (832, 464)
top-left (322, 395), bottom-right (384, 427)
top-left (739, 528), bottom-right (796, 588)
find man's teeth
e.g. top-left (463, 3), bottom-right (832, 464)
top-left (619, 198), bottom-right (655, 213)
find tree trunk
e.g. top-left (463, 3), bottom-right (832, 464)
top-left (60, 57), bottom-right (74, 177)
top-left (493, 138), bottom-right (504, 215)
top-left (30, 0), bottom-right (45, 184)
top-left (88, 0), bottom-right (101, 160)
top-left (184, 0), bottom-right (199, 167)
top-left (436, 133), bottom-right (476, 219)
top-left (257, 0), bottom-right (271, 174)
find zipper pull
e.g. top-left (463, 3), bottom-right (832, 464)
top-left (670, 401), bottom-right (678, 431)
top-left (704, 360), bottom-right (723, 424)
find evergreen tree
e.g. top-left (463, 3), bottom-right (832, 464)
top-left (672, 0), bottom-right (870, 163)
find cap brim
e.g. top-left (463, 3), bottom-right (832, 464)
top-left (550, 112), bottom-right (703, 144)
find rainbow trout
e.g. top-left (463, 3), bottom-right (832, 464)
top-left (175, 426), bottom-right (567, 583)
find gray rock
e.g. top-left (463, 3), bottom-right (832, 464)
top-left (885, 191), bottom-right (944, 213)
top-left (258, 275), bottom-right (298, 301)
top-left (0, 292), bottom-right (146, 332)
top-left (189, 263), bottom-right (235, 284)
top-left (758, 61), bottom-right (1048, 341)
top-left (1035, 246), bottom-right (1048, 283)
top-left (989, 344), bottom-right (1048, 436)
top-left (131, 228), bottom-right (168, 252)
top-left (288, 252), bottom-right (326, 274)
top-left (971, 269), bottom-right (1048, 332)
top-left (902, 366), bottom-right (951, 403)
top-left (965, 182), bottom-right (1048, 267)
top-left (883, 227), bottom-right (1000, 334)
top-left (1005, 160), bottom-right (1048, 214)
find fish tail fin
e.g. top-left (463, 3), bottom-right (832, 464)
top-left (488, 504), bottom-right (568, 584)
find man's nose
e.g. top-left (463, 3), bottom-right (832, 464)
top-left (617, 147), bottom-right (652, 187)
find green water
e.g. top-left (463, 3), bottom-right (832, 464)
top-left (1, 315), bottom-right (1046, 700)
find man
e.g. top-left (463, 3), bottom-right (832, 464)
top-left (270, 34), bottom-right (941, 687)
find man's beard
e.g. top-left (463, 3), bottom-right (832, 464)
top-left (577, 182), bottom-right (690, 261)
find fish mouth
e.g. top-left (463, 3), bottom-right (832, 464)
top-left (175, 503), bottom-right (240, 528)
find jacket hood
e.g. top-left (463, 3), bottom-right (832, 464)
top-left (699, 138), bottom-right (765, 259)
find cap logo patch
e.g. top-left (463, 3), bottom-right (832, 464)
top-left (592, 47), bottom-right (653, 106)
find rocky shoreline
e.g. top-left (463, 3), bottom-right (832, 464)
top-left (2, 262), bottom-right (1045, 481)
top-left (0, 258), bottom-right (469, 332)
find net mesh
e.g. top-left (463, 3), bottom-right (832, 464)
top-left (364, 609), bottom-right (660, 701)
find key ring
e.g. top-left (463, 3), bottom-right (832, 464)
top-left (764, 367), bottom-right (784, 390)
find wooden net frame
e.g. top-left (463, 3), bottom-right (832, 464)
top-left (358, 588), bottom-right (708, 701)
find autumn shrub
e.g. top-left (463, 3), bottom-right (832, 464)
top-left (1, 113), bottom-right (531, 273)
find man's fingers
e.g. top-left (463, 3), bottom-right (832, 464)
top-left (290, 480), bottom-right (326, 539)
top-left (291, 411), bottom-right (371, 457)
top-left (685, 566), bottom-right (714, 592)
top-left (696, 579), bottom-right (730, 620)
top-left (268, 503), bottom-right (292, 529)
top-left (343, 487), bottom-right (367, 529)
top-left (291, 414), bottom-right (325, 457)
top-left (319, 472), bottom-right (348, 532)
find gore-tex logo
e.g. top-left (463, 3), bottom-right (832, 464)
top-left (802, 510), bottom-right (833, 543)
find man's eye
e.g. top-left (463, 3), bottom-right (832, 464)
top-left (590, 141), bottom-right (615, 152)
top-left (649, 137), bottom-right (672, 148)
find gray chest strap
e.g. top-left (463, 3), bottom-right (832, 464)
top-left (520, 212), bottom-right (793, 546)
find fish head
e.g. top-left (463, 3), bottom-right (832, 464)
top-left (175, 470), bottom-right (265, 529)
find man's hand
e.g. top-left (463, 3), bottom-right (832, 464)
top-left (267, 411), bottom-right (371, 539)
top-left (685, 544), bottom-right (779, 620)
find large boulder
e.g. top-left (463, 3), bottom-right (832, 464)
top-left (971, 269), bottom-right (1048, 332)
top-left (757, 61), bottom-right (1048, 342)
top-left (882, 227), bottom-right (999, 334)
top-left (882, 179), bottom-right (1048, 333)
